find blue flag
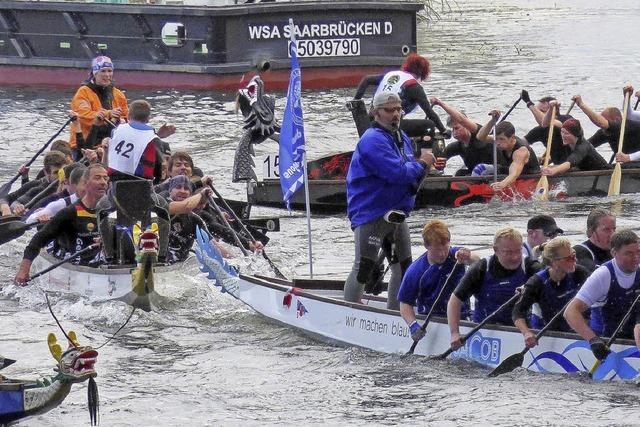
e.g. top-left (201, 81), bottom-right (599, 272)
top-left (278, 20), bottom-right (306, 210)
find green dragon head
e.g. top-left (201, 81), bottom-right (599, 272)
top-left (48, 331), bottom-right (98, 383)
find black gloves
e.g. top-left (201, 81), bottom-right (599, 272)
top-left (589, 336), bottom-right (611, 361)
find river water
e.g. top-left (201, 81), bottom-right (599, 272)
top-left (1, 0), bottom-right (640, 425)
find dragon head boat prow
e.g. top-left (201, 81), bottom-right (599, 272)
top-left (48, 331), bottom-right (98, 383)
top-left (233, 75), bottom-right (279, 183)
top-left (1, 331), bottom-right (99, 425)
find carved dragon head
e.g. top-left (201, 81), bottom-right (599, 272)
top-left (48, 331), bottom-right (98, 384)
top-left (236, 75), bottom-right (277, 136)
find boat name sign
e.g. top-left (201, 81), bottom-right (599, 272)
top-left (345, 314), bottom-right (411, 338)
top-left (249, 20), bottom-right (391, 57)
top-left (248, 21), bottom-right (393, 40)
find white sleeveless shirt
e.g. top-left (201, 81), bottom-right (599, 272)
top-left (108, 123), bottom-right (156, 175)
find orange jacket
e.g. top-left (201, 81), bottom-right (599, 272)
top-left (69, 85), bottom-right (128, 149)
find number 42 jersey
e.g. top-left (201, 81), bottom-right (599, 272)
top-left (108, 122), bottom-right (158, 180)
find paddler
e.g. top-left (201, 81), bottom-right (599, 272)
top-left (447, 227), bottom-right (541, 349)
top-left (352, 53), bottom-right (450, 139)
top-left (69, 56), bottom-right (129, 160)
top-left (13, 164), bottom-right (108, 284)
top-left (522, 214), bottom-right (563, 261)
top-left (513, 237), bottom-right (590, 348)
top-left (343, 92), bottom-right (436, 310)
top-left (96, 99), bottom-right (175, 263)
top-left (474, 112), bottom-right (540, 192)
top-left (429, 97), bottom-right (494, 176)
top-left (573, 208), bottom-right (615, 273)
top-left (540, 115), bottom-right (609, 176)
top-left (564, 229), bottom-right (640, 361)
top-left (397, 220), bottom-right (478, 342)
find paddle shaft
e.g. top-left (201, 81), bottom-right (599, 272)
top-left (541, 105), bottom-right (557, 168)
top-left (635, 98), bottom-right (640, 111)
top-left (565, 100), bottom-right (576, 116)
top-left (406, 261), bottom-right (463, 355)
top-left (208, 185), bottom-right (286, 279)
top-left (27, 242), bottom-right (100, 283)
top-left (615, 92), bottom-right (631, 158)
top-left (433, 291), bottom-right (522, 360)
top-left (205, 194), bottom-right (249, 256)
top-left (589, 290), bottom-right (640, 377)
top-left (1, 117), bottom-right (74, 194)
top-left (498, 97), bottom-right (521, 123)
top-left (607, 91), bottom-right (631, 196)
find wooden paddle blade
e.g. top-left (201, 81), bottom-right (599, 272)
top-left (534, 175), bottom-right (549, 201)
top-left (0, 221), bottom-right (32, 245)
top-left (608, 163), bottom-right (622, 196)
top-left (488, 351), bottom-right (525, 377)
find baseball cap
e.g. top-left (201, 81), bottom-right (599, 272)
top-left (527, 214), bottom-right (563, 237)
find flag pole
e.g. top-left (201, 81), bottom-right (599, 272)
top-left (302, 150), bottom-right (314, 278)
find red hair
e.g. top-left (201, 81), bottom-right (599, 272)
top-left (401, 53), bottom-right (430, 80)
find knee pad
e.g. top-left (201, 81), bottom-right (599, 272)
top-left (356, 257), bottom-right (380, 287)
top-left (399, 258), bottom-right (412, 275)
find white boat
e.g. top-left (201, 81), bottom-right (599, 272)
top-left (194, 228), bottom-right (640, 381)
top-left (33, 250), bottom-right (185, 311)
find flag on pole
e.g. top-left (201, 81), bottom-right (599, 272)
top-left (278, 19), bottom-right (306, 210)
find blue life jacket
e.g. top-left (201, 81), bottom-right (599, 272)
top-left (590, 261), bottom-right (640, 338)
top-left (415, 248), bottom-right (465, 317)
top-left (473, 256), bottom-right (527, 325)
top-left (534, 268), bottom-right (580, 332)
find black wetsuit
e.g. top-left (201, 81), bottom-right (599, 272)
top-left (23, 200), bottom-right (101, 265)
top-left (564, 138), bottom-right (609, 171)
top-left (524, 126), bottom-right (568, 165)
top-left (573, 240), bottom-right (612, 273)
top-left (589, 120), bottom-right (640, 155)
top-left (167, 212), bottom-right (198, 263)
top-left (444, 123), bottom-right (495, 175)
top-left (497, 138), bottom-right (540, 175)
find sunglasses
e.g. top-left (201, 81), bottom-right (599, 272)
top-left (382, 107), bottom-right (402, 113)
top-left (554, 251), bottom-right (576, 262)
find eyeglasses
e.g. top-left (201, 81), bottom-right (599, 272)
top-left (382, 107), bottom-right (402, 114)
top-left (554, 251), bottom-right (576, 262)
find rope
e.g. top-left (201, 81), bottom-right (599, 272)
top-left (43, 290), bottom-right (136, 350)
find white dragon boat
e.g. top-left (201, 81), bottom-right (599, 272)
top-left (194, 228), bottom-right (640, 382)
top-left (32, 241), bottom-right (184, 311)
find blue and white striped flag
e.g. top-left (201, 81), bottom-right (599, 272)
top-left (278, 19), bottom-right (306, 210)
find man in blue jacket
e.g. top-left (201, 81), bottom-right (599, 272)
top-left (344, 92), bottom-right (436, 309)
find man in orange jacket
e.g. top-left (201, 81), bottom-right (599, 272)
top-left (69, 56), bottom-right (128, 158)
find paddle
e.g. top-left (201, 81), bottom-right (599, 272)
top-left (608, 91), bottom-right (631, 196)
top-left (534, 105), bottom-right (556, 201)
top-left (488, 298), bottom-right (573, 377)
top-left (635, 98), bottom-right (640, 111)
top-left (0, 215), bottom-right (21, 225)
top-left (565, 100), bottom-right (576, 116)
top-left (26, 242), bottom-right (101, 283)
top-left (430, 291), bottom-right (522, 361)
top-left (207, 185), bottom-right (286, 280)
top-left (0, 116), bottom-right (74, 199)
top-left (588, 290), bottom-right (640, 378)
top-left (405, 261), bottom-right (463, 356)
top-left (0, 220), bottom-right (40, 245)
top-left (205, 194), bottom-right (250, 256)
top-left (498, 96), bottom-right (521, 124)
top-left (0, 356), bottom-right (16, 370)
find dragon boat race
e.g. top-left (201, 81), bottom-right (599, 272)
top-left (1, 0), bottom-right (640, 425)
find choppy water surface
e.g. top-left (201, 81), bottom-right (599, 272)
top-left (2, 0), bottom-right (640, 425)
